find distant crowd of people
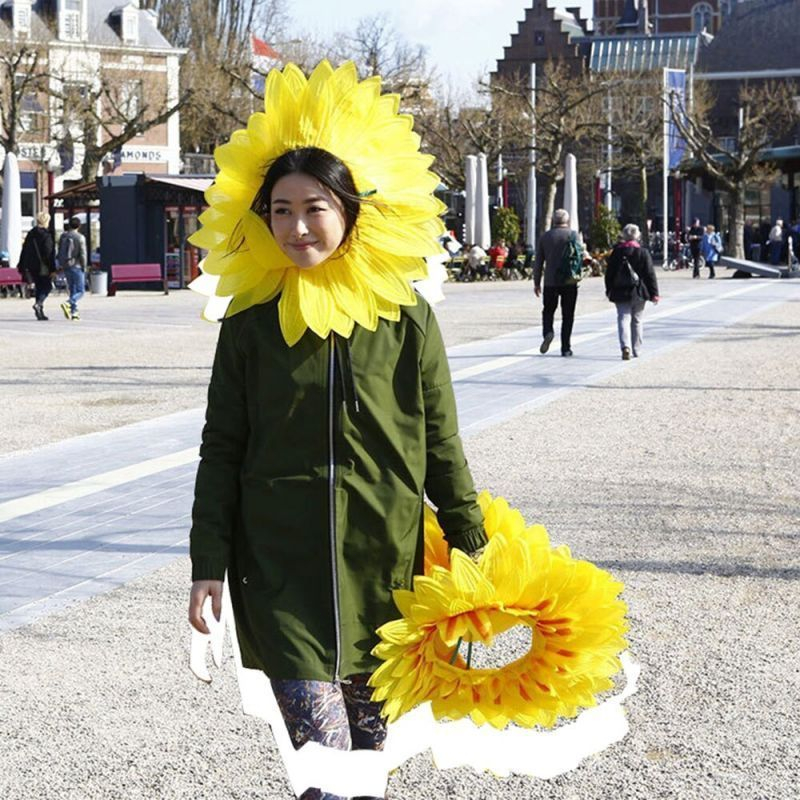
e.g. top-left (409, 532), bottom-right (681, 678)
top-left (745, 218), bottom-right (800, 266)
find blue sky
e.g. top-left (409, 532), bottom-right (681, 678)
top-left (286, 1), bottom-right (593, 83)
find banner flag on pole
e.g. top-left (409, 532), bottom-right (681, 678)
top-left (665, 69), bottom-right (687, 171)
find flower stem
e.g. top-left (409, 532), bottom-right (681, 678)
top-left (449, 637), bottom-right (463, 665)
top-left (466, 640), bottom-right (473, 670)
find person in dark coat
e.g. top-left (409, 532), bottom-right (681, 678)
top-left (18, 211), bottom-right (56, 320)
top-left (605, 223), bottom-right (660, 360)
top-left (687, 217), bottom-right (704, 278)
top-left (533, 209), bottom-right (584, 356)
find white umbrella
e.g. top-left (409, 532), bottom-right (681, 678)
top-left (563, 152), bottom-right (579, 233)
top-left (476, 153), bottom-right (491, 250)
top-left (0, 152), bottom-right (22, 268)
top-left (464, 155), bottom-right (477, 245)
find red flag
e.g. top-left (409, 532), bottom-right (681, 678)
top-left (251, 34), bottom-right (279, 59)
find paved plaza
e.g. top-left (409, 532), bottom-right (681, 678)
top-left (1, 269), bottom-right (798, 799)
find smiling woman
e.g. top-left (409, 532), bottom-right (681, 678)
top-left (250, 147), bottom-right (358, 270)
top-left (187, 60), bottom-right (487, 800)
top-left (269, 173), bottom-right (347, 269)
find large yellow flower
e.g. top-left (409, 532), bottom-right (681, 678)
top-left (188, 60), bottom-right (446, 345)
top-left (371, 492), bottom-right (629, 729)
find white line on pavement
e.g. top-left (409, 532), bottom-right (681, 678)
top-left (449, 282), bottom-right (767, 382)
top-left (0, 448), bottom-right (199, 524)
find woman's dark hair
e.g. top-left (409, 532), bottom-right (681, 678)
top-left (252, 147), bottom-right (361, 242)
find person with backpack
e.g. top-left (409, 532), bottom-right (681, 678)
top-left (605, 223), bottom-right (660, 361)
top-left (57, 216), bottom-right (87, 321)
top-left (533, 208), bottom-right (584, 356)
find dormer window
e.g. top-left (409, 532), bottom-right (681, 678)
top-left (14, 0), bottom-right (32, 36)
top-left (62, 0), bottom-right (82, 41)
top-left (122, 6), bottom-right (139, 44)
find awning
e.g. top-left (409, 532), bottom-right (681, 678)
top-left (44, 181), bottom-right (99, 203)
top-left (145, 176), bottom-right (213, 193)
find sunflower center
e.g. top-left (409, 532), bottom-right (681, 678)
top-left (452, 624), bottom-right (534, 670)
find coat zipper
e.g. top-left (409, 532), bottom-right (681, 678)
top-left (328, 334), bottom-right (342, 681)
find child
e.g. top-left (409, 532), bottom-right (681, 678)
top-left (188, 63), bottom-right (486, 800)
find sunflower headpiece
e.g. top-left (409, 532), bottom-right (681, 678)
top-left (189, 60), bottom-right (447, 345)
top-left (369, 492), bottom-right (630, 730)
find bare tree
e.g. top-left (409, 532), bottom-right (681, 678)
top-left (144, 0), bottom-right (289, 154)
top-left (0, 40), bottom-right (49, 156)
top-left (670, 79), bottom-right (800, 258)
top-left (49, 60), bottom-right (191, 181)
top-left (490, 62), bottom-right (613, 238)
top-left (596, 71), bottom-right (664, 230)
top-left (331, 14), bottom-right (433, 102)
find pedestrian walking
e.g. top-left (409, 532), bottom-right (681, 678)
top-left (700, 224), bottom-right (722, 279)
top-left (57, 216), bottom-right (87, 321)
top-left (533, 209), bottom-right (584, 356)
top-left (187, 62), bottom-right (486, 800)
top-left (688, 217), bottom-right (704, 278)
top-left (18, 212), bottom-right (56, 320)
top-left (768, 218), bottom-right (784, 266)
top-left (605, 223), bottom-right (660, 360)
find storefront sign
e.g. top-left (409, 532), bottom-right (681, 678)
top-left (18, 143), bottom-right (47, 161)
top-left (121, 147), bottom-right (167, 163)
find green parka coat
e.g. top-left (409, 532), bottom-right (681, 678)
top-left (190, 293), bottom-right (486, 682)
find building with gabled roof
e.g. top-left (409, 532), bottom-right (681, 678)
top-left (1, 0), bottom-right (184, 227)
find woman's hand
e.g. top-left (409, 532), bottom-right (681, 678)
top-left (189, 579), bottom-right (223, 634)
top-left (651, 295), bottom-right (660, 304)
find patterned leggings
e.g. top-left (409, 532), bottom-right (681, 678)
top-left (271, 673), bottom-right (388, 800)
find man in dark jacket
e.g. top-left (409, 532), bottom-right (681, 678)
top-left (688, 217), bottom-right (704, 278)
top-left (533, 209), bottom-right (583, 356)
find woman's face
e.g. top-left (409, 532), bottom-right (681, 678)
top-left (269, 172), bottom-right (347, 269)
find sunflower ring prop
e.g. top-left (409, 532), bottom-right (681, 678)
top-left (369, 492), bottom-right (629, 730)
top-left (189, 60), bottom-right (446, 345)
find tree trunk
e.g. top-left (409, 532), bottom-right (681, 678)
top-left (729, 183), bottom-right (745, 260)
top-left (639, 163), bottom-right (649, 233)
top-left (543, 175), bottom-right (559, 234)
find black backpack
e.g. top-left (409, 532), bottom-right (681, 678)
top-left (613, 253), bottom-right (640, 293)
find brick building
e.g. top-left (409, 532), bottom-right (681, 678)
top-left (593, 0), bottom-right (738, 35)
top-left (0, 0), bottom-right (183, 226)
top-left (493, 0), bottom-right (798, 240)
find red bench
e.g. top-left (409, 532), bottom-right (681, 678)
top-left (107, 263), bottom-right (169, 296)
top-left (0, 268), bottom-right (28, 295)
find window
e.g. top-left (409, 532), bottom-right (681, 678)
top-left (63, 11), bottom-right (80, 39)
top-left (14, 4), bottom-right (32, 34)
top-left (692, 2), bottom-right (713, 33)
top-left (120, 80), bottom-right (143, 120)
top-left (21, 190), bottom-right (36, 218)
top-left (15, 73), bottom-right (45, 135)
top-left (123, 12), bottom-right (139, 44)
top-left (62, 0), bottom-right (82, 41)
top-left (720, 0), bottom-right (733, 18)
